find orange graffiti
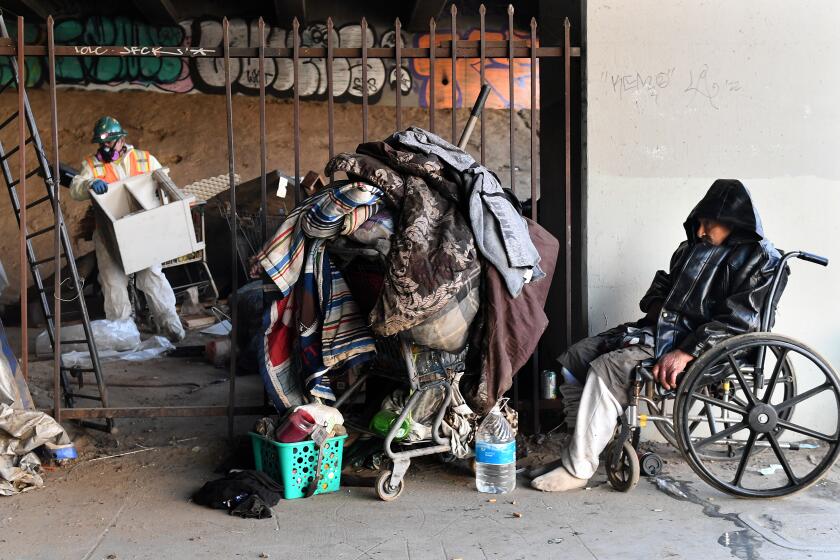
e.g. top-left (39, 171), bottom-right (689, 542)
top-left (410, 28), bottom-right (538, 110)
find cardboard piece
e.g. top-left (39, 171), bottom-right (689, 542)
top-left (91, 169), bottom-right (204, 274)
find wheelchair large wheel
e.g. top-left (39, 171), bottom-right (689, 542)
top-left (675, 333), bottom-right (840, 498)
top-left (650, 351), bottom-right (796, 461)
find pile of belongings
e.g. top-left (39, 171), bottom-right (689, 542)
top-left (1, 320), bottom-right (77, 496)
top-left (254, 127), bottom-right (558, 420)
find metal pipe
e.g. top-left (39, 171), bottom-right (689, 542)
top-left (326, 17), bottom-right (335, 178)
top-left (564, 18), bottom-right (573, 348)
top-left (530, 15), bottom-right (539, 434)
top-left (3, 44), bottom-right (581, 59)
top-left (361, 17), bottom-right (369, 143)
top-left (40, 405), bottom-right (272, 419)
top-left (258, 17), bottom-right (267, 244)
top-left (429, 18), bottom-right (436, 134)
top-left (395, 18), bottom-right (402, 131)
top-left (450, 4), bottom-right (457, 144)
top-left (17, 16), bottom-right (27, 380)
top-left (508, 4), bottom-right (516, 199)
top-left (479, 4), bottom-right (486, 164)
top-left (47, 16), bottom-right (60, 421)
top-left (292, 18), bottom-right (301, 202)
top-left (223, 18), bottom-right (238, 440)
top-left (506, 6), bottom-right (519, 409)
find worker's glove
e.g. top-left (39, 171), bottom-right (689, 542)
top-left (90, 179), bottom-right (108, 195)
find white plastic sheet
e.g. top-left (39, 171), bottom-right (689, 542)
top-left (60, 335), bottom-right (175, 369)
top-left (36, 318), bottom-right (141, 357)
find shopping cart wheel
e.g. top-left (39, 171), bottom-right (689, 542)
top-left (606, 441), bottom-right (640, 492)
top-left (375, 470), bottom-right (405, 501)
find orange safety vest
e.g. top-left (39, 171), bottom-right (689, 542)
top-left (85, 148), bottom-right (152, 184)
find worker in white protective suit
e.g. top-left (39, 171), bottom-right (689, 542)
top-left (69, 116), bottom-right (185, 342)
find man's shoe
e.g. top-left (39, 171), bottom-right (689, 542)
top-left (531, 465), bottom-right (589, 492)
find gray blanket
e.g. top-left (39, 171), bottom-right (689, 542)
top-left (392, 127), bottom-right (543, 297)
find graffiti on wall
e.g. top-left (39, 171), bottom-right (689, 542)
top-left (1, 17), bottom-right (534, 108)
top-left (188, 18), bottom-right (410, 101)
top-left (411, 28), bottom-right (536, 110)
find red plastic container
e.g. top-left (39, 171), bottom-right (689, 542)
top-left (275, 409), bottom-right (316, 443)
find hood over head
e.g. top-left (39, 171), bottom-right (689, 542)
top-left (684, 179), bottom-right (766, 243)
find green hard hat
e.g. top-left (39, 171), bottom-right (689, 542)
top-left (91, 116), bottom-right (127, 144)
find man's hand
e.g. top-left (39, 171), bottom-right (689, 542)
top-left (652, 349), bottom-right (695, 390)
top-left (90, 179), bottom-right (108, 195)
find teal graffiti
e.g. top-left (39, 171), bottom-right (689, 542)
top-left (54, 17), bottom-right (184, 84)
top-left (0, 17), bottom-right (185, 89)
top-left (0, 22), bottom-right (42, 88)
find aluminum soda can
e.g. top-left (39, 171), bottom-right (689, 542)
top-left (541, 370), bottom-right (558, 400)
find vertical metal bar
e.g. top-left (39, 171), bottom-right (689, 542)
top-left (395, 18), bottom-right (402, 131)
top-left (530, 16), bottom-right (539, 434)
top-left (429, 18), bottom-right (436, 134)
top-left (292, 18), bottom-right (301, 202)
top-left (361, 17), bottom-right (369, 143)
top-left (47, 16), bottom-right (60, 422)
top-left (326, 17), bottom-right (335, 176)
top-left (530, 20), bottom-right (538, 221)
top-left (506, 5), bottom-right (518, 409)
top-left (564, 18), bottom-right (573, 348)
top-left (508, 5), bottom-right (515, 195)
top-left (450, 4), bottom-right (457, 144)
top-left (479, 4), bottom-right (486, 165)
top-left (223, 18), bottom-right (238, 440)
top-left (258, 17), bottom-right (267, 244)
top-left (17, 16), bottom-right (27, 380)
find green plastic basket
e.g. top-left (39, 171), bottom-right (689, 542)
top-left (249, 432), bottom-right (347, 500)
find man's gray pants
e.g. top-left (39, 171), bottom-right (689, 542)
top-left (557, 333), bottom-right (654, 479)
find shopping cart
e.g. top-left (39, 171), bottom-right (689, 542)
top-left (334, 336), bottom-right (468, 501)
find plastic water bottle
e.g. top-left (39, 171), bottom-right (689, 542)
top-left (475, 404), bottom-right (516, 493)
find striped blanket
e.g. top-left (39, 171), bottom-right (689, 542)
top-left (256, 181), bottom-right (381, 408)
top-left (256, 182), bottom-right (383, 296)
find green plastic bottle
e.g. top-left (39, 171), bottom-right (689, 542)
top-left (369, 410), bottom-right (410, 441)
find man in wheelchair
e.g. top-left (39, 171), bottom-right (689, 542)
top-left (532, 179), bottom-right (783, 492)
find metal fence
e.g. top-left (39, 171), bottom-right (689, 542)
top-left (0, 4), bottom-right (580, 434)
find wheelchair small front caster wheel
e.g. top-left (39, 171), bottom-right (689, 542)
top-left (639, 452), bottom-right (663, 477)
top-left (375, 470), bottom-right (405, 501)
top-left (606, 441), bottom-right (640, 492)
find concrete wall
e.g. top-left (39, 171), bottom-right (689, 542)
top-left (586, 1), bottom-right (840, 431)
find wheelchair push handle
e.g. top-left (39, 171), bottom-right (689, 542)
top-left (796, 251), bottom-right (829, 267)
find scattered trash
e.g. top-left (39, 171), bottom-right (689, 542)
top-left (510, 500), bottom-right (517, 505)
top-left (84, 447), bottom-right (157, 464)
top-left (60, 336), bottom-right (175, 368)
top-left (205, 338), bottom-right (231, 367)
top-left (487, 498), bottom-right (496, 503)
top-left (655, 477), bottom-right (690, 500)
top-left (652, 508), bottom-right (663, 512)
top-left (201, 320), bottom-right (232, 336)
top-left (511, 512), bottom-right (523, 518)
top-left (259, 553), bottom-right (269, 559)
top-left (36, 318), bottom-right (140, 357)
top-left (548, 538), bottom-right (564, 544)
top-left (191, 446), bottom-right (201, 453)
top-left (758, 464), bottom-right (783, 476)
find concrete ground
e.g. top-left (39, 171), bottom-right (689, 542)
top-left (3, 331), bottom-right (840, 560)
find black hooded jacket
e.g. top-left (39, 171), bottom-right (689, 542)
top-left (639, 179), bottom-right (784, 358)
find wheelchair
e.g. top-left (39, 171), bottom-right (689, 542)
top-left (605, 250), bottom-right (840, 498)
